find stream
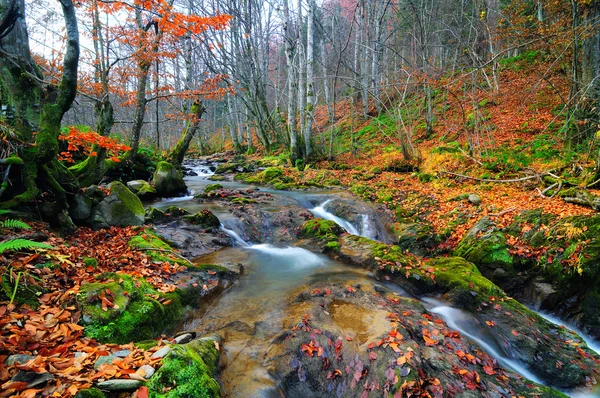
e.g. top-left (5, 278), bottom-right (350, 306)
top-left (149, 162), bottom-right (599, 397)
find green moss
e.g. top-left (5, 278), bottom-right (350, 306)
top-left (203, 183), bottom-right (223, 194)
top-left (455, 225), bottom-right (513, 273)
top-left (0, 274), bottom-right (45, 308)
top-left (188, 264), bottom-right (230, 275)
top-left (80, 273), bottom-right (184, 344)
top-left (147, 339), bottom-right (220, 398)
top-left (207, 175), bottom-right (225, 181)
top-left (83, 257), bottom-right (98, 267)
top-left (300, 219), bottom-right (343, 241)
top-left (75, 388), bottom-right (106, 398)
top-left (231, 197), bottom-right (256, 205)
top-left (215, 163), bottom-right (239, 174)
top-left (134, 339), bottom-right (159, 350)
top-left (103, 181), bottom-right (145, 226)
top-left (163, 206), bottom-right (190, 217)
top-left (129, 229), bottom-right (187, 266)
top-left (183, 210), bottom-right (220, 229)
top-left (429, 257), bottom-right (505, 309)
top-left (3, 155), bottom-right (24, 165)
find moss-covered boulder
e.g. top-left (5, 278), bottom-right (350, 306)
top-left (78, 273), bottom-right (183, 344)
top-left (152, 161), bottom-right (187, 198)
top-left (204, 183), bottom-right (223, 194)
top-left (214, 162), bottom-right (253, 174)
top-left (393, 222), bottom-right (438, 255)
top-left (183, 210), bottom-right (220, 229)
top-left (299, 219), bottom-right (344, 251)
top-left (68, 192), bottom-right (92, 223)
top-left (127, 179), bottom-right (157, 199)
top-left (454, 217), bottom-right (514, 279)
top-left (75, 388), bottom-right (106, 398)
top-left (88, 182), bottom-right (145, 229)
top-left (145, 207), bottom-right (167, 224)
top-left (129, 229), bottom-right (188, 266)
top-left (147, 337), bottom-right (221, 398)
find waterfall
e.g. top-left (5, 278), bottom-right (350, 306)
top-left (248, 244), bottom-right (325, 269)
top-left (189, 164), bottom-right (215, 178)
top-left (309, 200), bottom-right (360, 235)
top-left (359, 214), bottom-right (377, 240)
top-left (220, 224), bottom-right (250, 247)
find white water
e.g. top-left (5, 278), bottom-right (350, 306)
top-left (360, 214), bottom-right (377, 240)
top-left (310, 200), bottom-right (360, 235)
top-left (532, 309), bottom-right (600, 356)
top-left (422, 298), bottom-right (544, 386)
top-left (247, 244), bottom-right (325, 269)
top-left (189, 164), bottom-right (215, 178)
top-left (220, 224), bottom-right (250, 247)
top-left (160, 195), bottom-right (194, 203)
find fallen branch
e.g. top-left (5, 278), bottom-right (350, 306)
top-left (439, 171), bottom-right (545, 183)
top-left (489, 207), bottom-right (517, 217)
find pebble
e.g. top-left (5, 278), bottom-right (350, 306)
top-left (174, 333), bottom-right (193, 344)
top-left (135, 364), bottom-right (156, 379)
top-left (96, 379), bottom-right (143, 391)
top-left (112, 349), bottom-right (131, 358)
top-left (150, 346), bottom-right (171, 359)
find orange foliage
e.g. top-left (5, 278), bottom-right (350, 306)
top-left (58, 126), bottom-right (130, 163)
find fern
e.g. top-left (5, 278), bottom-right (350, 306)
top-left (1, 219), bottom-right (32, 230)
top-left (0, 210), bottom-right (10, 216)
top-left (0, 239), bottom-right (52, 254)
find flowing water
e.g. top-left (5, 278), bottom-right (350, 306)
top-left (151, 162), bottom-right (599, 397)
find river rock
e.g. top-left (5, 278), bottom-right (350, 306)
top-left (127, 180), bottom-right (157, 198)
top-left (11, 371), bottom-right (54, 389)
top-left (152, 161), bottom-right (187, 197)
top-left (88, 181), bottom-right (145, 229)
top-left (112, 349), bottom-right (131, 358)
top-left (94, 354), bottom-right (116, 369)
top-left (96, 379), bottom-right (143, 391)
top-left (174, 333), bottom-right (194, 344)
top-left (151, 345), bottom-right (171, 359)
top-left (68, 192), bottom-right (92, 222)
top-left (5, 354), bottom-right (35, 366)
top-left (468, 193), bottom-right (482, 205)
top-left (135, 364), bottom-right (155, 379)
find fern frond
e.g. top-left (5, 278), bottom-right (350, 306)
top-left (0, 239), bottom-right (53, 254)
top-left (0, 219), bottom-right (32, 230)
top-left (0, 210), bottom-right (10, 216)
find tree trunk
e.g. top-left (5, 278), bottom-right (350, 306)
top-left (304, 0), bottom-right (315, 158)
top-left (169, 101), bottom-right (206, 167)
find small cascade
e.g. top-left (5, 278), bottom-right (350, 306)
top-left (359, 214), bottom-right (377, 240)
top-left (422, 298), bottom-right (543, 385)
top-left (247, 244), bottom-right (325, 269)
top-left (310, 200), bottom-right (360, 235)
top-left (532, 309), bottom-right (600, 356)
top-left (220, 224), bottom-right (250, 247)
top-left (189, 164), bottom-right (215, 178)
top-left (160, 195), bottom-right (194, 203)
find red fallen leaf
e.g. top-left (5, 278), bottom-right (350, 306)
top-left (485, 320), bottom-right (496, 327)
top-left (483, 365), bottom-right (496, 375)
top-left (345, 336), bottom-right (353, 341)
top-left (368, 342), bottom-right (375, 349)
top-left (369, 351), bottom-right (378, 361)
top-left (136, 386), bottom-right (149, 398)
top-left (511, 330), bottom-right (519, 336)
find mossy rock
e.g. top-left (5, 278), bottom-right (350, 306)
top-left (127, 180), bottom-right (157, 198)
top-left (129, 229), bottom-right (187, 266)
top-left (183, 210), bottom-right (220, 229)
top-left (393, 222), bottom-right (438, 255)
top-left (78, 273), bottom-right (184, 344)
top-left (230, 197), bottom-right (256, 205)
top-left (145, 207), bottom-right (167, 224)
top-left (188, 264), bottom-right (230, 276)
top-left (454, 218), bottom-right (513, 276)
top-left (0, 276), bottom-right (46, 308)
top-left (89, 182), bottom-right (145, 229)
top-left (75, 388), bottom-right (106, 398)
top-left (203, 183), bottom-right (223, 195)
top-left (147, 337), bottom-right (221, 398)
top-left (214, 163), bottom-right (239, 174)
top-left (163, 206), bottom-right (190, 217)
top-left (152, 161), bottom-right (187, 198)
top-left (299, 219), bottom-right (344, 242)
top-left (207, 175), bottom-right (225, 181)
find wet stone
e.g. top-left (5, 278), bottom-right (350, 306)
top-left (174, 333), bottom-right (193, 344)
top-left (96, 379), bottom-right (143, 391)
top-left (135, 364), bottom-right (155, 379)
top-left (112, 349), bottom-right (131, 358)
top-left (5, 354), bottom-right (35, 366)
top-left (150, 346), bottom-right (171, 359)
top-left (94, 354), bottom-right (116, 370)
top-left (11, 371), bottom-right (54, 389)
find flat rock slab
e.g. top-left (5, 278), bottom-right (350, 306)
top-left (11, 371), bottom-right (54, 389)
top-left (150, 346), bottom-right (171, 359)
